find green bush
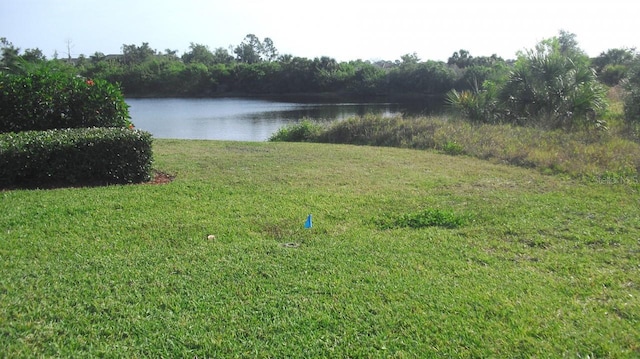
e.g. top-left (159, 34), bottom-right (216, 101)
top-left (599, 64), bottom-right (628, 86)
top-left (269, 114), bottom-right (440, 149)
top-left (498, 38), bottom-right (607, 129)
top-left (624, 59), bottom-right (640, 126)
top-left (268, 119), bottom-right (323, 142)
top-left (440, 140), bottom-right (465, 155)
top-left (315, 115), bottom-right (438, 148)
top-left (445, 85), bottom-right (499, 124)
top-left (447, 33), bottom-right (608, 129)
top-left (0, 127), bottom-right (153, 187)
top-left (0, 64), bottom-right (131, 133)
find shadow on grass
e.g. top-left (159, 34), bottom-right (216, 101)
top-left (0, 169), bottom-right (175, 191)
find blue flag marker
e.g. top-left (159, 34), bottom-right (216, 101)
top-left (304, 214), bottom-right (313, 229)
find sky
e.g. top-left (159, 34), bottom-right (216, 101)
top-left (1, 0), bottom-right (638, 63)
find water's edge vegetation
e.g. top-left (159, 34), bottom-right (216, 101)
top-left (269, 112), bottom-right (640, 182)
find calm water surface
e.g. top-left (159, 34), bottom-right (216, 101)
top-left (127, 98), bottom-right (434, 141)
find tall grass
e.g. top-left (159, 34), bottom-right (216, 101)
top-left (270, 114), bottom-right (640, 181)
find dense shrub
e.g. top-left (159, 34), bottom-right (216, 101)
top-left (624, 59), bottom-right (640, 126)
top-left (0, 127), bottom-right (153, 187)
top-left (314, 115), bottom-right (438, 148)
top-left (447, 33), bottom-right (608, 130)
top-left (445, 84), bottom-right (500, 124)
top-left (268, 120), bottom-right (324, 142)
top-left (387, 61), bottom-right (457, 95)
top-left (498, 43), bottom-right (607, 129)
top-left (0, 64), bottom-right (131, 133)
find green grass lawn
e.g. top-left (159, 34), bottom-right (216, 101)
top-left (1, 139), bottom-right (639, 357)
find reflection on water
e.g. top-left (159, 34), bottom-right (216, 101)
top-left (127, 97), bottom-right (437, 141)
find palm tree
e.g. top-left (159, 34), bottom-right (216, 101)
top-left (499, 35), bottom-right (607, 129)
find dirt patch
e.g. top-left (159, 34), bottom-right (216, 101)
top-left (147, 170), bottom-right (176, 185)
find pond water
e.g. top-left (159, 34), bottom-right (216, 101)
top-left (127, 97), bottom-right (439, 141)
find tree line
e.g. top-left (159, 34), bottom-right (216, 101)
top-left (2, 34), bottom-right (510, 98)
top-left (2, 33), bottom-right (640, 130)
top-left (2, 33), bottom-right (636, 98)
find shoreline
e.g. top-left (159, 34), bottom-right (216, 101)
top-left (124, 91), bottom-right (445, 104)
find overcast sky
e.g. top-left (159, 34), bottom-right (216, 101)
top-left (1, 0), bottom-right (638, 62)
